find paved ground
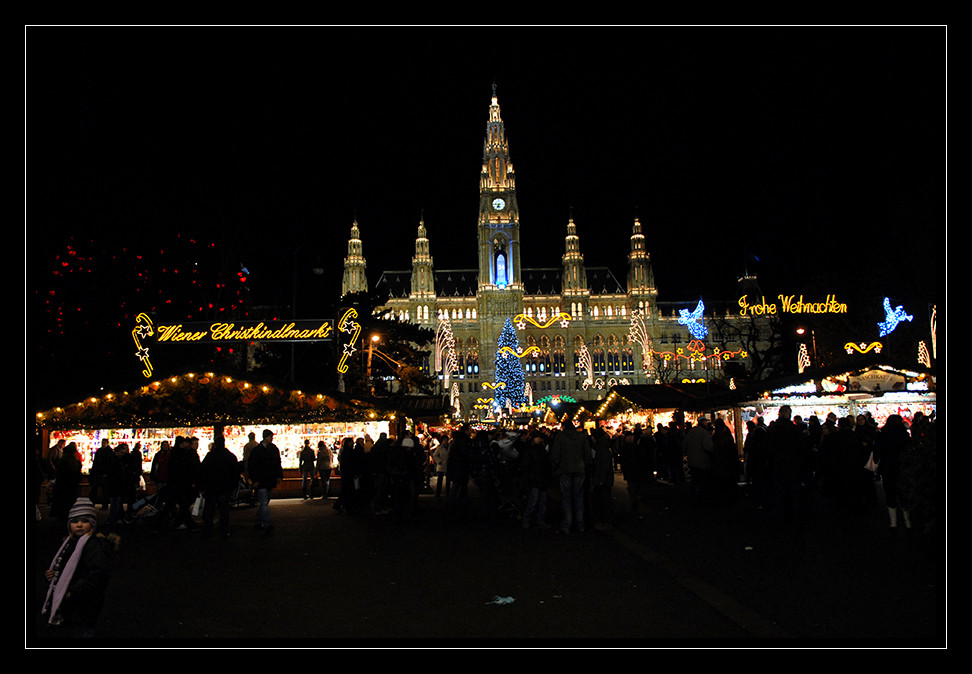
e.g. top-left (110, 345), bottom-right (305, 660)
top-left (27, 477), bottom-right (944, 648)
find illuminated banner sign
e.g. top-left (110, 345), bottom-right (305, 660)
top-left (848, 368), bottom-right (906, 393)
top-left (152, 319), bottom-right (334, 344)
top-left (132, 314), bottom-right (335, 378)
top-left (737, 294), bottom-right (849, 317)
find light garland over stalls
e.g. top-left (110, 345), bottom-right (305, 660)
top-left (649, 340), bottom-right (746, 368)
top-left (35, 372), bottom-right (390, 431)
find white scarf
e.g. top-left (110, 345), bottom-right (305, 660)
top-left (42, 533), bottom-right (91, 624)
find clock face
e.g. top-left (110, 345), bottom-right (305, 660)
top-left (492, 198), bottom-right (506, 211)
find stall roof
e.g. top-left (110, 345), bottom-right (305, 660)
top-left (609, 361), bottom-right (935, 414)
top-left (610, 383), bottom-right (732, 412)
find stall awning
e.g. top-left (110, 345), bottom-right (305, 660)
top-left (610, 383), bottom-right (737, 412)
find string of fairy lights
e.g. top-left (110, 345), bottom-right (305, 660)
top-left (35, 372), bottom-right (392, 430)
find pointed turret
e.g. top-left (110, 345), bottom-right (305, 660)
top-left (341, 219), bottom-right (368, 297)
top-left (410, 214), bottom-right (435, 298)
top-left (627, 216), bottom-right (657, 314)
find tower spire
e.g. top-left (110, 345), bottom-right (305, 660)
top-left (342, 218), bottom-right (368, 297)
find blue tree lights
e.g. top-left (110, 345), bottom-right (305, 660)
top-left (493, 318), bottom-right (526, 408)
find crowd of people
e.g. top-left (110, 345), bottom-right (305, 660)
top-left (33, 406), bottom-right (936, 638)
top-left (35, 406), bottom-right (937, 541)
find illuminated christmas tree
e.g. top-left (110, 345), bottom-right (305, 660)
top-left (493, 318), bottom-right (526, 408)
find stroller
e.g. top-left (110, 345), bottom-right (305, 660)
top-left (232, 475), bottom-right (255, 508)
top-left (130, 489), bottom-right (164, 520)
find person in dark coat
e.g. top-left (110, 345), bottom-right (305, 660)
top-left (710, 418), bottom-right (739, 502)
top-left (875, 414), bottom-right (913, 531)
top-left (199, 437), bottom-right (241, 537)
top-left (249, 430), bottom-right (283, 531)
top-left (767, 405), bottom-right (811, 527)
top-left (166, 436), bottom-right (201, 531)
top-left (550, 419), bottom-right (593, 534)
top-left (104, 443), bottom-right (130, 527)
top-left (334, 437), bottom-right (358, 514)
top-left (591, 426), bottom-right (615, 530)
top-left (445, 426), bottom-right (473, 522)
top-left (618, 431), bottom-right (650, 516)
top-left (521, 431), bottom-right (552, 529)
top-left (51, 443), bottom-right (83, 526)
top-left (744, 418), bottom-right (771, 510)
top-left (88, 439), bottom-right (113, 510)
top-left (41, 497), bottom-right (119, 638)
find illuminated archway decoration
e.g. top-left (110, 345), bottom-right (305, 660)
top-left (482, 381), bottom-right (506, 390)
top-left (513, 312), bottom-right (572, 330)
top-left (878, 297), bottom-right (913, 337)
top-left (628, 310), bottom-right (653, 375)
top-left (678, 300), bottom-right (708, 340)
top-left (337, 308), bottom-right (361, 374)
top-left (434, 316), bottom-right (459, 388)
top-left (132, 312), bottom-right (155, 378)
top-left (845, 341), bottom-right (883, 355)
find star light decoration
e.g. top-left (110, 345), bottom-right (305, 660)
top-left (513, 312), bottom-right (572, 331)
top-left (878, 297), bottom-right (913, 337)
top-left (678, 300), bottom-right (708, 340)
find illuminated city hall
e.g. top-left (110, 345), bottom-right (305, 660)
top-left (341, 87), bottom-right (774, 418)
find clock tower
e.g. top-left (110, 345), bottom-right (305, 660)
top-left (477, 84), bottom-right (521, 294)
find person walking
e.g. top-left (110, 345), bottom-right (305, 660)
top-left (549, 419), bottom-right (593, 534)
top-left (248, 430), bottom-right (283, 532)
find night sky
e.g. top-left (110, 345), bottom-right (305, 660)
top-left (27, 26), bottom-right (944, 402)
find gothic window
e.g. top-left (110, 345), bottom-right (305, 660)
top-left (593, 349), bottom-right (606, 375)
top-left (607, 349), bottom-right (620, 374)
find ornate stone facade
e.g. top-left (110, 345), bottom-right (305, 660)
top-left (343, 87), bottom-right (774, 418)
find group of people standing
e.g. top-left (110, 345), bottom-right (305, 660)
top-left (741, 406), bottom-right (934, 531)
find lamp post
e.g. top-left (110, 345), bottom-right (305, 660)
top-left (367, 334), bottom-right (380, 396)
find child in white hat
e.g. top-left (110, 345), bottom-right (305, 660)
top-left (41, 497), bottom-right (119, 637)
